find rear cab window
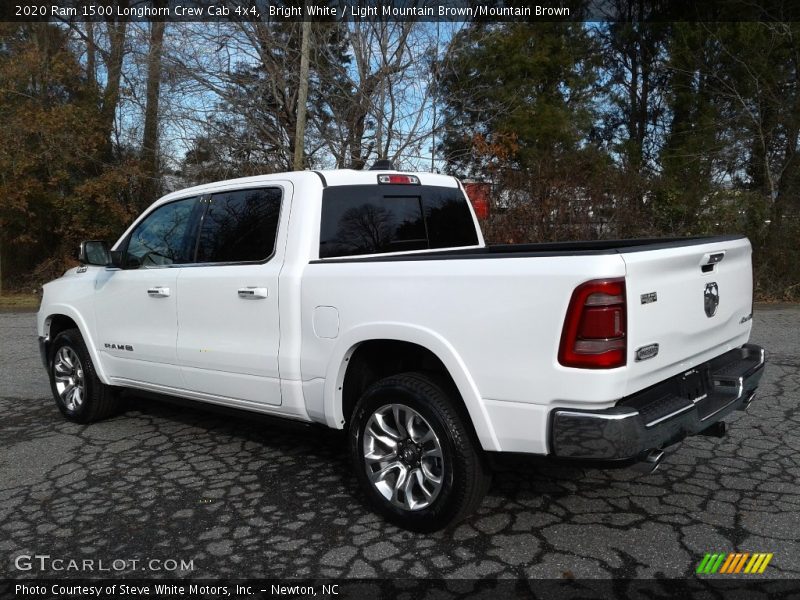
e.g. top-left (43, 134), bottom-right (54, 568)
top-left (319, 185), bottom-right (478, 258)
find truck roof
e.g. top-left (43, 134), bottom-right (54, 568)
top-left (316, 169), bottom-right (458, 188)
top-left (158, 169), bottom-right (459, 206)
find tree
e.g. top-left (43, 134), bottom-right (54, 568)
top-left (293, 18), bottom-right (311, 170)
top-left (653, 22), bottom-right (722, 235)
top-left (170, 20), bottom-right (329, 176)
top-left (141, 6), bottom-right (167, 203)
top-left (0, 25), bottom-right (104, 286)
top-left (173, 19), bottom-right (439, 176)
top-left (702, 22), bottom-right (800, 297)
top-left (592, 5), bottom-right (671, 234)
top-left (314, 21), bottom-right (436, 169)
top-left (0, 23), bottom-right (149, 290)
top-left (437, 22), bottom-right (608, 241)
top-left (712, 23), bottom-right (800, 224)
top-left (67, 5), bottom-right (130, 158)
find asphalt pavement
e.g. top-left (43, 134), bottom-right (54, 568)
top-left (1, 306), bottom-right (798, 579)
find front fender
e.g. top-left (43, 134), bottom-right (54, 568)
top-left (41, 303), bottom-right (110, 384)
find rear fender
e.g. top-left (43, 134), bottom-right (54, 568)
top-left (322, 322), bottom-right (501, 451)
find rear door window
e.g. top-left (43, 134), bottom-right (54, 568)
top-left (196, 188), bottom-right (282, 263)
top-left (320, 185), bottom-right (478, 258)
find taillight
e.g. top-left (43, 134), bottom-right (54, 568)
top-left (558, 278), bottom-right (627, 369)
top-left (377, 174), bottom-right (420, 185)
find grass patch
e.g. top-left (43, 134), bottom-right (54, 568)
top-left (0, 294), bottom-right (40, 309)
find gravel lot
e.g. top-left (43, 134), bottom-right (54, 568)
top-left (1, 306), bottom-right (798, 579)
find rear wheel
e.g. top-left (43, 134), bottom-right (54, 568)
top-left (48, 328), bottom-right (121, 423)
top-left (349, 372), bottom-right (491, 532)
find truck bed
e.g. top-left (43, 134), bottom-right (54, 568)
top-left (313, 235), bottom-right (746, 262)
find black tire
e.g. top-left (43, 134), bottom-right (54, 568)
top-left (48, 328), bottom-right (121, 423)
top-left (349, 372), bottom-right (491, 532)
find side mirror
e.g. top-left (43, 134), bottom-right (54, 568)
top-left (78, 240), bottom-right (112, 266)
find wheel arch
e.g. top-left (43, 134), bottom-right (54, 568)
top-left (322, 324), bottom-right (500, 451)
top-left (42, 306), bottom-right (110, 384)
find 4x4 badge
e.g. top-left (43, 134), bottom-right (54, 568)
top-left (704, 282), bottom-right (719, 317)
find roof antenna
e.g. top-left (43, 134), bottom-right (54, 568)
top-left (369, 159), bottom-right (395, 171)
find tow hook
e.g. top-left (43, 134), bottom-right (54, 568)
top-left (699, 421), bottom-right (726, 438)
top-left (631, 448), bottom-right (664, 474)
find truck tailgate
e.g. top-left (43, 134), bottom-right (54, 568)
top-left (622, 236), bottom-right (754, 396)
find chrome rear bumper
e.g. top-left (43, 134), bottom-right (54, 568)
top-left (550, 344), bottom-right (765, 461)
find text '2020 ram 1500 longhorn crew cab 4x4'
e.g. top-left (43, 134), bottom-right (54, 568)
top-left (38, 167), bottom-right (765, 531)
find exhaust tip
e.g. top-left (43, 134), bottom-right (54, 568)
top-left (632, 449), bottom-right (664, 475)
top-left (738, 391), bottom-right (756, 411)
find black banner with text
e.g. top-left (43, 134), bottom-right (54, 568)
top-left (4, 579), bottom-right (800, 600)
top-left (2, 0), bottom-right (800, 23)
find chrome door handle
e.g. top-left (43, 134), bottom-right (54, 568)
top-left (238, 287), bottom-right (268, 299)
top-left (147, 287), bottom-right (170, 297)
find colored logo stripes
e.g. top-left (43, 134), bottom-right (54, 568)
top-left (696, 552), bottom-right (773, 574)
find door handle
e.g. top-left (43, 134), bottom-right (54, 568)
top-left (147, 287), bottom-right (170, 297)
top-left (238, 287), bottom-right (268, 299)
top-left (700, 251), bottom-right (725, 273)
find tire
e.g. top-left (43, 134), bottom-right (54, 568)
top-left (48, 328), bottom-right (121, 423)
top-left (349, 372), bottom-right (491, 532)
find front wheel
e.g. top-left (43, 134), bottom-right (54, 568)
top-left (48, 328), bottom-right (121, 423)
top-left (349, 372), bottom-right (491, 532)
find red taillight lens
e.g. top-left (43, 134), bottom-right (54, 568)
top-left (559, 278), bottom-right (627, 369)
top-left (579, 306), bottom-right (624, 339)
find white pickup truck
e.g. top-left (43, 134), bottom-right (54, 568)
top-left (38, 167), bottom-right (765, 531)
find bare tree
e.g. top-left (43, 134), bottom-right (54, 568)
top-left (315, 21), bottom-right (443, 170)
top-left (139, 15), bottom-right (166, 204)
top-left (141, 6), bottom-right (166, 194)
top-left (294, 18), bottom-right (311, 170)
top-left (166, 20), bottom-right (451, 178)
top-left (167, 20), bottom-right (305, 175)
top-left (65, 6), bottom-right (130, 155)
top-left (703, 22), bottom-right (800, 226)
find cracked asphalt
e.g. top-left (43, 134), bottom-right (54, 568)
top-left (1, 306), bottom-right (798, 580)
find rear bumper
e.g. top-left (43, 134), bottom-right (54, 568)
top-left (550, 344), bottom-right (765, 461)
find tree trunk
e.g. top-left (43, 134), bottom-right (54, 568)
top-left (86, 22), bottom-right (96, 92)
top-left (100, 12), bottom-right (129, 156)
top-left (293, 19), bottom-right (311, 171)
top-left (141, 14), bottom-right (166, 204)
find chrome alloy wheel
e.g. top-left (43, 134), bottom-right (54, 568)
top-left (362, 403), bottom-right (444, 511)
top-left (53, 346), bottom-right (85, 412)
